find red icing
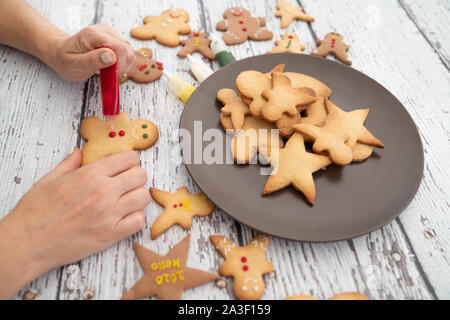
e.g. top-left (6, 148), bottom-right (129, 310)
top-left (194, 33), bottom-right (200, 37)
top-left (109, 131), bottom-right (116, 138)
top-left (239, 20), bottom-right (244, 24)
top-left (232, 12), bottom-right (243, 17)
top-left (138, 64), bottom-right (148, 71)
top-left (173, 204), bottom-right (177, 208)
top-left (243, 265), bottom-right (248, 271)
top-left (179, 203), bottom-right (183, 207)
top-left (119, 130), bottom-right (125, 136)
top-left (156, 62), bottom-right (164, 71)
top-left (288, 36), bottom-right (293, 39)
top-left (241, 257), bottom-right (247, 262)
top-left (242, 28), bottom-right (247, 32)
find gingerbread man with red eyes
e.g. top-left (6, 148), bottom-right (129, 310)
top-left (311, 32), bottom-right (352, 65)
top-left (216, 7), bottom-right (273, 45)
top-left (120, 48), bottom-right (163, 84)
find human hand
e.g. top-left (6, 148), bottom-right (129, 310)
top-left (0, 148), bottom-right (150, 298)
top-left (46, 23), bottom-right (135, 81)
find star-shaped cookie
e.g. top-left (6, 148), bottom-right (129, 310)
top-left (261, 73), bottom-right (317, 122)
top-left (293, 101), bottom-right (384, 165)
top-left (217, 89), bottom-right (250, 130)
top-left (210, 234), bottom-right (273, 300)
top-left (121, 234), bottom-right (218, 300)
top-left (262, 133), bottom-right (332, 205)
top-left (275, 1), bottom-right (315, 29)
top-left (150, 187), bottom-right (214, 239)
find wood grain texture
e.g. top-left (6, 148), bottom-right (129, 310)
top-left (0, 0), bottom-right (448, 300)
top-left (399, 0), bottom-right (450, 70)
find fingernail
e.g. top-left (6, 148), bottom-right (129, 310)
top-left (101, 52), bottom-right (113, 64)
top-left (72, 147), bottom-right (78, 153)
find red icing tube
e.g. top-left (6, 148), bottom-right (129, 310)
top-left (99, 45), bottom-right (120, 130)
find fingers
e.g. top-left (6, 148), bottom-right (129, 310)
top-left (79, 23), bottom-right (135, 73)
top-left (93, 150), bottom-right (140, 177)
top-left (76, 47), bottom-right (117, 73)
top-left (114, 187), bottom-right (151, 217)
top-left (41, 147), bottom-right (82, 182)
top-left (113, 166), bottom-right (148, 195)
top-left (114, 210), bottom-right (146, 240)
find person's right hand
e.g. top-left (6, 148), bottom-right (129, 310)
top-left (0, 148), bottom-right (150, 298)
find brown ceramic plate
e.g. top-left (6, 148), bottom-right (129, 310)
top-left (179, 53), bottom-right (423, 242)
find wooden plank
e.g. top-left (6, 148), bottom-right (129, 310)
top-left (399, 0), bottom-right (450, 70)
top-left (202, 0), bottom-right (440, 299)
top-left (300, 0), bottom-right (450, 299)
top-left (0, 0), bottom-right (98, 299)
top-left (57, 0), bottom-right (239, 300)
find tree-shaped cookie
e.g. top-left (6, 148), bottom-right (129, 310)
top-left (268, 32), bottom-right (306, 54)
top-left (261, 73), bottom-right (317, 122)
top-left (311, 32), bottom-right (352, 65)
top-left (262, 133), bottom-right (332, 205)
top-left (120, 48), bottom-right (163, 84)
top-left (80, 112), bottom-right (158, 166)
top-left (177, 31), bottom-right (215, 60)
top-left (216, 7), bottom-right (273, 45)
top-left (121, 235), bottom-right (218, 300)
top-left (217, 89), bottom-right (250, 130)
top-left (210, 234), bottom-right (273, 300)
top-left (275, 1), bottom-right (315, 28)
top-left (149, 187), bottom-right (214, 240)
top-left (293, 102), bottom-right (384, 165)
top-left (130, 9), bottom-right (191, 47)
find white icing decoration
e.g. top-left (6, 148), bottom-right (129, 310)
top-left (241, 286), bottom-right (248, 291)
top-left (167, 18), bottom-right (173, 22)
top-left (243, 278), bottom-right (259, 292)
top-left (218, 238), bottom-right (235, 257)
top-left (131, 125), bottom-right (140, 139)
top-left (161, 23), bottom-right (167, 27)
top-left (254, 285), bottom-right (259, 291)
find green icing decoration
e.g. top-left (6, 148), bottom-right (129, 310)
top-left (142, 124), bottom-right (148, 129)
top-left (144, 70), bottom-right (150, 74)
top-left (143, 133), bottom-right (149, 139)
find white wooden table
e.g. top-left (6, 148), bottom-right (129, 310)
top-left (0, 0), bottom-right (449, 300)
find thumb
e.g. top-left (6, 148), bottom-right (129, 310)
top-left (42, 147), bottom-right (82, 182)
top-left (78, 47), bottom-right (117, 73)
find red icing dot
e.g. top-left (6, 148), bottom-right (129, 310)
top-left (239, 20), bottom-right (244, 24)
top-left (109, 131), bottom-right (116, 138)
top-left (156, 62), bottom-right (164, 70)
top-left (288, 36), bottom-right (293, 39)
top-left (173, 204), bottom-right (177, 208)
top-left (241, 257), bottom-right (247, 262)
top-left (179, 203), bottom-right (183, 207)
top-left (138, 64), bottom-right (148, 71)
top-left (242, 28), bottom-right (247, 32)
top-left (119, 130), bottom-right (125, 136)
top-left (243, 265), bottom-right (249, 271)
top-left (194, 33), bottom-right (200, 36)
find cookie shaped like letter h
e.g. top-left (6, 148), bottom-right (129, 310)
top-left (80, 112), bottom-right (158, 166)
top-left (216, 7), bottom-right (273, 45)
top-left (210, 234), bottom-right (274, 300)
top-left (130, 9), bottom-right (191, 47)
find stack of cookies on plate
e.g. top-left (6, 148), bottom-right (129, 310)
top-left (217, 64), bottom-right (384, 205)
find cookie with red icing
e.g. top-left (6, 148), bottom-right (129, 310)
top-left (216, 7), bottom-right (273, 45)
top-left (120, 48), bottom-right (163, 84)
top-left (130, 9), bottom-right (191, 47)
top-left (210, 234), bottom-right (274, 300)
top-left (311, 32), bottom-right (352, 65)
top-left (80, 112), bottom-right (158, 166)
top-left (177, 31), bottom-right (215, 60)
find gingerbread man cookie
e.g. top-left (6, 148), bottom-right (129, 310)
top-left (210, 234), bottom-right (273, 300)
top-left (121, 235), bottom-right (218, 300)
top-left (261, 73), bottom-right (317, 122)
top-left (268, 32), bottom-right (306, 54)
top-left (80, 112), bottom-right (158, 166)
top-left (177, 31), bottom-right (215, 60)
top-left (217, 89), bottom-right (250, 130)
top-left (275, 1), bottom-right (315, 28)
top-left (311, 32), bottom-right (352, 65)
top-left (293, 102), bottom-right (384, 165)
top-left (216, 7), bottom-right (273, 45)
top-left (262, 133), bottom-right (331, 205)
top-left (149, 187), bottom-right (214, 240)
top-left (120, 48), bottom-right (163, 84)
top-left (130, 9), bottom-right (191, 47)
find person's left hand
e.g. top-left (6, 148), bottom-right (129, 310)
top-left (47, 23), bottom-right (135, 81)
